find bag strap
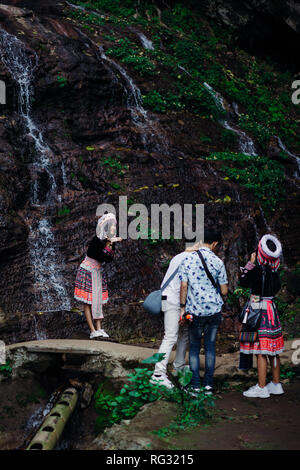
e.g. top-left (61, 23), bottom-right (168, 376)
top-left (261, 265), bottom-right (266, 299)
top-left (161, 266), bottom-right (180, 292)
top-left (197, 250), bottom-right (219, 291)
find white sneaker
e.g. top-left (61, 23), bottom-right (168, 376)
top-left (150, 374), bottom-right (174, 389)
top-left (204, 385), bottom-right (213, 396)
top-left (97, 329), bottom-right (109, 338)
top-left (243, 384), bottom-right (270, 398)
top-left (89, 330), bottom-right (102, 339)
top-left (188, 387), bottom-right (201, 398)
top-left (266, 381), bottom-right (284, 395)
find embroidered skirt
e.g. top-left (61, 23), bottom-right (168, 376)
top-left (240, 296), bottom-right (284, 356)
top-left (74, 256), bottom-right (108, 319)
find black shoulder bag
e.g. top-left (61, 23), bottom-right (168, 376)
top-left (238, 266), bottom-right (266, 332)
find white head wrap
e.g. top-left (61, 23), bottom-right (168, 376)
top-left (96, 213), bottom-right (117, 240)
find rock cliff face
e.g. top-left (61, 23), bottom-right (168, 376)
top-left (0, 1), bottom-right (299, 343)
top-left (200, 0), bottom-right (300, 70)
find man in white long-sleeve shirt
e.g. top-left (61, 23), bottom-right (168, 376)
top-left (150, 242), bottom-right (201, 389)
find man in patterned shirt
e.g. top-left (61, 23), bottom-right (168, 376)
top-left (178, 229), bottom-right (228, 395)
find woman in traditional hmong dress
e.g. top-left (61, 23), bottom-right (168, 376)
top-left (74, 213), bottom-right (122, 339)
top-left (239, 234), bottom-right (284, 398)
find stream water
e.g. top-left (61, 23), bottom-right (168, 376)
top-left (203, 82), bottom-right (257, 156)
top-left (0, 29), bottom-right (70, 315)
top-left (75, 25), bottom-right (169, 154)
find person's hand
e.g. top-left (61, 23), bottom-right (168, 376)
top-left (179, 307), bottom-right (186, 325)
top-left (250, 252), bottom-right (256, 264)
top-left (107, 237), bottom-right (122, 243)
top-left (109, 237), bottom-right (123, 243)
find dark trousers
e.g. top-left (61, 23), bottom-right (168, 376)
top-left (189, 312), bottom-right (221, 388)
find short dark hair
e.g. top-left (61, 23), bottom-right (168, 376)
top-left (204, 229), bottom-right (222, 244)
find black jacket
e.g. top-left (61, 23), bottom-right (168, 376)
top-left (86, 236), bottom-right (115, 263)
top-left (240, 264), bottom-right (281, 297)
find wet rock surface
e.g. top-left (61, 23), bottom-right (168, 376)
top-left (0, 1), bottom-right (298, 342)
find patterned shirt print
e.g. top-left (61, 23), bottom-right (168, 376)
top-left (178, 248), bottom-right (228, 316)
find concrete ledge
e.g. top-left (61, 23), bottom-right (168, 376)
top-left (7, 338), bottom-right (300, 379)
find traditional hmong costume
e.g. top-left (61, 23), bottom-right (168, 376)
top-left (74, 213), bottom-right (116, 319)
top-left (239, 234), bottom-right (284, 367)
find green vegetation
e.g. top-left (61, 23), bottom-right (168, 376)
top-left (205, 152), bottom-right (285, 212)
top-left (94, 353), bottom-right (214, 436)
top-left (57, 205), bottom-right (71, 217)
top-left (57, 73), bottom-right (68, 88)
top-left (279, 364), bottom-right (297, 382)
top-left (65, 1), bottom-right (299, 210)
top-left (277, 297), bottom-right (300, 331)
top-left (66, 0), bottom-right (299, 151)
top-left (0, 361), bottom-right (12, 378)
top-left (100, 155), bottom-right (129, 177)
top-left (227, 286), bottom-right (251, 308)
top-left (106, 38), bottom-right (156, 76)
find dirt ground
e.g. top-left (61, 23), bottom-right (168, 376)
top-left (168, 381), bottom-right (300, 450)
top-left (1, 376), bottom-right (300, 450)
top-left (88, 378), bottom-right (300, 451)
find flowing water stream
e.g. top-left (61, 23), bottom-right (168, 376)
top-left (75, 25), bottom-right (169, 153)
top-left (0, 29), bottom-right (70, 315)
top-left (203, 82), bottom-right (257, 156)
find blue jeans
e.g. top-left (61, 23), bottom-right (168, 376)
top-left (189, 312), bottom-right (222, 388)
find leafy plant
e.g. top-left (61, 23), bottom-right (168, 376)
top-left (94, 353), bottom-right (215, 437)
top-left (94, 353), bottom-right (166, 427)
top-left (106, 38), bottom-right (156, 76)
top-left (0, 361), bottom-right (12, 378)
top-left (153, 368), bottom-right (215, 437)
top-left (205, 152), bottom-right (285, 212)
top-left (279, 364), bottom-right (296, 382)
top-left (57, 73), bottom-right (68, 88)
top-left (57, 205), bottom-right (71, 217)
top-left (100, 155), bottom-right (128, 176)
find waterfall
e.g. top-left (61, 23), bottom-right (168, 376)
top-left (0, 29), bottom-right (70, 314)
top-left (98, 46), bottom-right (169, 152)
top-left (276, 136), bottom-right (300, 178)
top-left (177, 66), bottom-right (257, 156)
top-left (203, 82), bottom-right (257, 156)
top-left (74, 24), bottom-right (169, 153)
top-left (98, 45), bottom-right (148, 123)
top-left (28, 219), bottom-right (71, 311)
top-left (133, 30), bottom-right (154, 50)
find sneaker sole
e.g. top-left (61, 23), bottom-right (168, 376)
top-left (150, 380), bottom-right (174, 389)
top-left (243, 393), bottom-right (270, 398)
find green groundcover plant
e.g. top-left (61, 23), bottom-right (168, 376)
top-left (94, 353), bottom-right (215, 436)
top-left (205, 151), bottom-right (285, 212)
top-left (68, 0), bottom-right (299, 152)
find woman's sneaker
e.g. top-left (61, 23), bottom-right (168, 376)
top-left (266, 381), bottom-right (284, 395)
top-left (188, 387), bottom-right (201, 398)
top-left (98, 329), bottom-right (109, 338)
top-left (243, 384), bottom-right (270, 398)
top-left (150, 374), bottom-right (174, 389)
top-left (89, 330), bottom-right (102, 339)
